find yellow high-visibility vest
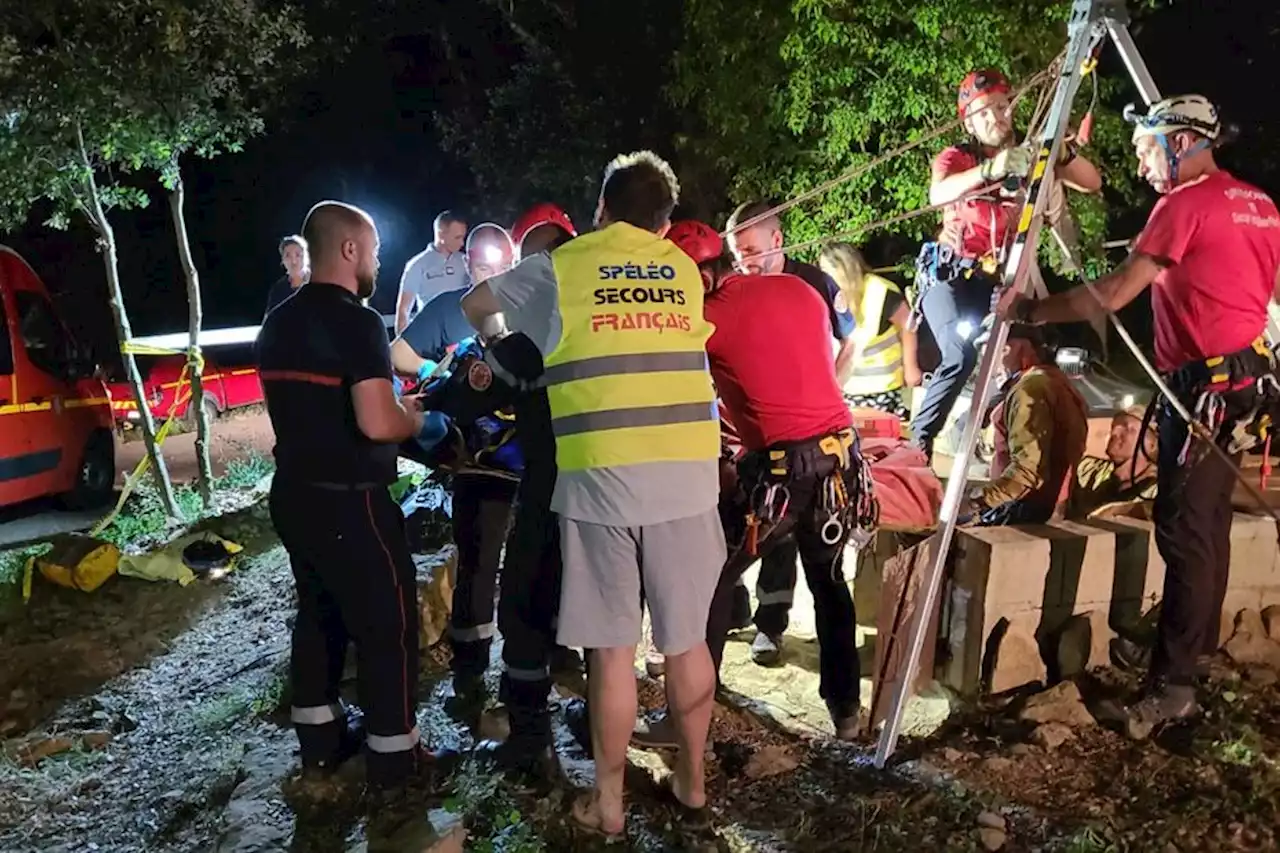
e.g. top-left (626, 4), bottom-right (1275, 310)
top-left (543, 222), bottom-right (720, 472)
top-left (843, 273), bottom-right (905, 396)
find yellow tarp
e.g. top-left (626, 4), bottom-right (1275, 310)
top-left (117, 531), bottom-right (243, 587)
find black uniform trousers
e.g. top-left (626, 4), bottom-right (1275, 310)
top-left (1151, 386), bottom-right (1255, 684)
top-left (753, 535), bottom-right (799, 637)
top-left (270, 478), bottom-right (420, 783)
top-left (498, 487), bottom-right (563, 714)
top-left (708, 440), bottom-right (863, 717)
top-left (449, 472), bottom-right (519, 679)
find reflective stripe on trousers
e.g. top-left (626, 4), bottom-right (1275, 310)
top-left (368, 726), bottom-right (421, 754)
top-left (291, 703), bottom-right (343, 725)
top-left (506, 665), bottom-right (551, 682)
top-left (450, 622), bottom-right (496, 642)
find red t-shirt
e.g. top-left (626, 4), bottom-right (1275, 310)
top-left (1133, 170), bottom-right (1280, 372)
top-left (932, 144), bottom-right (1019, 260)
top-left (705, 272), bottom-right (852, 451)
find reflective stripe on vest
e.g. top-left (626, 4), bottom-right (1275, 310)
top-left (844, 274), bottom-right (905, 396)
top-left (543, 223), bottom-right (720, 472)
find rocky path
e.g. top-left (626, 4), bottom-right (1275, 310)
top-left (1, 491), bottom-right (1279, 850)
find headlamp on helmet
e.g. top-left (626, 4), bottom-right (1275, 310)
top-left (1125, 95), bottom-right (1220, 144)
top-left (465, 223), bottom-right (515, 274)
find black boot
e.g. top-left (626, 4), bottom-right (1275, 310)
top-left (298, 703), bottom-right (366, 774)
top-left (562, 697), bottom-right (593, 758)
top-left (475, 704), bottom-right (559, 791)
top-left (1123, 680), bottom-right (1200, 741)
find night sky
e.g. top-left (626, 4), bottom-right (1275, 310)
top-left (4, 1), bottom-right (1277, 375)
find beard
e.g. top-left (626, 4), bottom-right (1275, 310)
top-left (356, 269), bottom-right (376, 301)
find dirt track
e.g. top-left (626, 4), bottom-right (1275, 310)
top-left (116, 408), bottom-right (276, 487)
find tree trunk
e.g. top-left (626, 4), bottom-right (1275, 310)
top-left (167, 167), bottom-right (214, 504)
top-left (76, 125), bottom-right (180, 517)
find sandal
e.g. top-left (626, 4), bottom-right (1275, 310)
top-left (570, 791), bottom-right (627, 843)
top-left (655, 776), bottom-right (711, 831)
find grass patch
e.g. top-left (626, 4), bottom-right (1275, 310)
top-left (443, 759), bottom-right (545, 853)
top-left (95, 481), bottom-right (204, 548)
top-left (1060, 827), bottom-right (1119, 853)
top-left (0, 543), bottom-right (54, 588)
top-left (216, 453), bottom-right (274, 491)
top-left (1213, 728), bottom-right (1266, 768)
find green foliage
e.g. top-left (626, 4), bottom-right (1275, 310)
top-left (216, 453), bottom-right (275, 491)
top-left (0, 1), bottom-right (310, 234)
top-left (95, 480), bottom-right (204, 548)
top-left (0, 543), bottom-right (53, 589)
top-left (669, 0), bottom-right (1163, 269)
top-left (443, 759), bottom-right (546, 853)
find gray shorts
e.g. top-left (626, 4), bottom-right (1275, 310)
top-left (557, 508), bottom-right (726, 655)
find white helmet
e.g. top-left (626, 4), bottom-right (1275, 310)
top-left (1126, 95), bottom-right (1220, 143)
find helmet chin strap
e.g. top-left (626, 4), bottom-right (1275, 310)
top-left (1156, 132), bottom-right (1211, 187)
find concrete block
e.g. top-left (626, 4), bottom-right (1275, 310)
top-left (1085, 517), bottom-right (1164, 633)
top-left (1229, 513), bottom-right (1280, 592)
top-left (1020, 521), bottom-right (1116, 640)
top-left (985, 617), bottom-right (1046, 694)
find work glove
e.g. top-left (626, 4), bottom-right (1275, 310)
top-left (980, 146), bottom-right (1033, 182)
top-left (415, 410), bottom-right (451, 452)
top-left (416, 358), bottom-right (441, 382)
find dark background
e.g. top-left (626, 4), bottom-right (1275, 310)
top-left (4, 1), bottom-right (1277, 373)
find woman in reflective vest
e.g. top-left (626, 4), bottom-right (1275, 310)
top-left (819, 242), bottom-right (922, 420)
top-left (542, 223), bottom-right (721, 471)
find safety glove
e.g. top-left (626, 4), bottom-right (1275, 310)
top-left (415, 410), bottom-right (452, 452)
top-left (416, 358), bottom-right (441, 382)
top-left (980, 146), bottom-right (1033, 182)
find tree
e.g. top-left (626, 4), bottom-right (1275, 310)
top-left (0, 5), bottom-right (183, 515)
top-left (668, 0), bottom-right (1165, 276)
top-left (429, 0), bottom-right (685, 225)
top-left (0, 2), bottom-right (309, 509)
top-left (87, 0), bottom-right (309, 504)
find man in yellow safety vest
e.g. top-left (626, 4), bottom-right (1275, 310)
top-left (461, 151), bottom-right (722, 837)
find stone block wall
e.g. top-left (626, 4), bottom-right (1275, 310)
top-left (935, 513), bottom-right (1280, 696)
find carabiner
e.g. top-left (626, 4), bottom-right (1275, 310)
top-left (821, 516), bottom-right (845, 546)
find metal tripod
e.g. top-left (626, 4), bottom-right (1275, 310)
top-left (873, 0), bottom-right (1163, 769)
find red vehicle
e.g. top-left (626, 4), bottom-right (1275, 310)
top-left (107, 355), bottom-right (263, 429)
top-left (0, 246), bottom-right (116, 509)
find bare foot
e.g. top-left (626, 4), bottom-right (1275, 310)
top-left (571, 790), bottom-right (626, 839)
top-left (670, 767), bottom-right (706, 810)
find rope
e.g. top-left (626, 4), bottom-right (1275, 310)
top-left (721, 49), bottom-right (1067, 241)
top-left (89, 342), bottom-right (204, 537)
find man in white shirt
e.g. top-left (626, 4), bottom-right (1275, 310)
top-left (395, 211), bottom-right (469, 335)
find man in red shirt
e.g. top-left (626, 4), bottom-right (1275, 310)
top-left (913, 68), bottom-right (1101, 459)
top-left (999, 95), bottom-right (1280, 739)
top-left (633, 221), bottom-right (879, 745)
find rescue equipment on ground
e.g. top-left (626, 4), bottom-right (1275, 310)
top-left (31, 535), bottom-right (121, 593)
top-left (182, 538), bottom-right (236, 573)
top-left (117, 531), bottom-right (244, 586)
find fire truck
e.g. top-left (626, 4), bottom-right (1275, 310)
top-left (0, 246), bottom-right (116, 510)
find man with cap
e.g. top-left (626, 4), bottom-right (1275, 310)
top-left (912, 68), bottom-right (1100, 461)
top-left (998, 94), bottom-right (1280, 738)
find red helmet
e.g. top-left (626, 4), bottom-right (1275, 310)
top-left (511, 203), bottom-right (577, 248)
top-left (667, 220), bottom-right (722, 265)
top-left (957, 68), bottom-right (1010, 117)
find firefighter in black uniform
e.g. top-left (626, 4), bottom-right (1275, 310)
top-left (392, 223), bottom-right (521, 698)
top-left (257, 201), bottom-right (438, 789)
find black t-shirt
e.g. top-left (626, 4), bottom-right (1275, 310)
top-left (256, 282), bottom-right (398, 485)
top-left (782, 258), bottom-right (854, 342)
top-left (264, 276), bottom-right (300, 318)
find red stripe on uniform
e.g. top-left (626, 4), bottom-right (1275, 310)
top-left (260, 369), bottom-right (343, 387)
top-left (364, 491), bottom-right (413, 735)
